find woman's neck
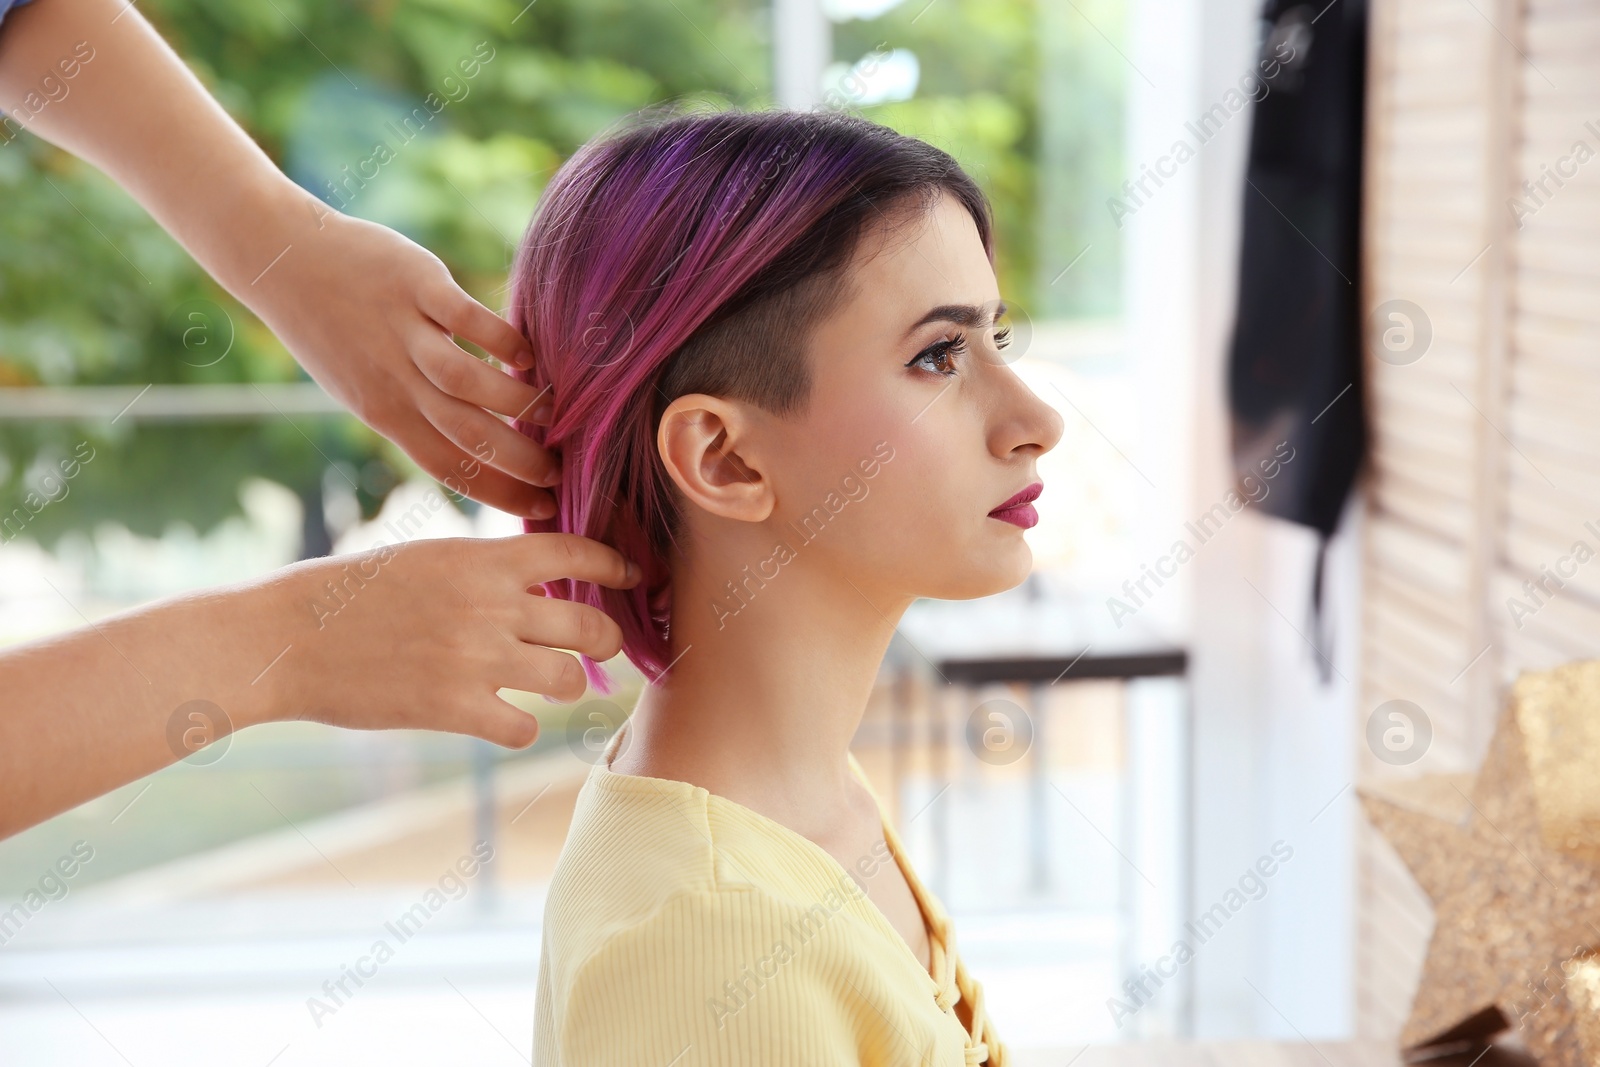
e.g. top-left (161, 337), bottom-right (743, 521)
top-left (615, 549), bottom-right (914, 839)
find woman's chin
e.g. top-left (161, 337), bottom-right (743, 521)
top-left (920, 549), bottom-right (1034, 602)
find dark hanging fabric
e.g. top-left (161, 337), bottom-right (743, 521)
top-left (1226, 0), bottom-right (1370, 683)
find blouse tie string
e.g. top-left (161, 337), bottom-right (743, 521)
top-left (952, 948), bottom-right (1005, 1066)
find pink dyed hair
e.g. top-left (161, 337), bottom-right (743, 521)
top-left (508, 105), bottom-right (993, 693)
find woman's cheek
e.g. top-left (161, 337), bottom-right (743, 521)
top-left (875, 447), bottom-right (950, 539)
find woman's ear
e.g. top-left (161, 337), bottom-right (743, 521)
top-left (657, 394), bottom-right (773, 523)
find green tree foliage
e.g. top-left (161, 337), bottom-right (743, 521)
top-left (834, 0), bottom-right (1125, 319)
top-left (0, 0), bottom-right (770, 552)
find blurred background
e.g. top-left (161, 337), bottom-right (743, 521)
top-left (3, 0), bottom-right (1592, 1062)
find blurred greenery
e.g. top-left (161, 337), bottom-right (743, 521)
top-left (836, 0), bottom-right (1126, 318)
top-left (0, 0), bottom-right (1123, 555)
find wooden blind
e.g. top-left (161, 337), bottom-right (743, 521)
top-left (1495, 0), bottom-right (1600, 675)
top-left (1358, 0), bottom-right (1600, 1039)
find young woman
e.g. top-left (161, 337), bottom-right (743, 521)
top-left (512, 106), bottom-right (1063, 1066)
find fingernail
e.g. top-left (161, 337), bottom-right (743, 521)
top-left (530, 401), bottom-right (553, 423)
top-left (626, 560), bottom-right (642, 583)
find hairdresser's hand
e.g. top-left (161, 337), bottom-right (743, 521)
top-left (0, 0), bottom-right (559, 519)
top-left (0, 533), bottom-right (641, 837)
top-left (245, 210), bottom-right (561, 520)
top-left (275, 534), bottom-right (638, 746)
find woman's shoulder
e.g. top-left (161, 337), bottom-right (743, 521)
top-left (543, 763), bottom-right (720, 932)
top-left (544, 766), bottom-right (817, 929)
top-left (533, 762), bottom-right (965, 1065)
top-left (538, 761), bottom-right (893, 980)
top-left (539, 848), bottom-right (889, 1067)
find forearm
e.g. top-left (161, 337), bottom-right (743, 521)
top-left (0, 0), bottom-right (321, 304)
top-left (0, 533), bottom-right (640, 839)
top-left (0, 1), bottom-right (562, 518)
top-left (0, 568), bottom-right (305, 838)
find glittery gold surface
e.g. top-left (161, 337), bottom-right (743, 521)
top-left (1358, 683), bottom-right (1600, 1066)
top-left (1564, 953), bottom-right (1600, 1067)
top-left (1515, 661), bottom-right (1600, 862)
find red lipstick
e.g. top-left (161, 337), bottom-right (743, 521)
top-left (988, 481), bottom-right (1042, 529)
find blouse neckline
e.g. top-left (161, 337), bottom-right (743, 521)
top-left (592, 717), bottom-right (946, 992)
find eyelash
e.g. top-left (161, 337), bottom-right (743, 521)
top-left (907, 324), bottom-right (1013, 378)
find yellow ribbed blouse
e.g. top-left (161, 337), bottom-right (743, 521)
top-left (532, 717), bottom-right (1009, 1066)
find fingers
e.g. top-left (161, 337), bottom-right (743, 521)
top-left (385, 408), bottom-right (555, 518)
top-left (420, 391), bottom-right (562, 489)
top-left (518, 595), bottom-right (627, 663)
top-left (415, 336), bottom-right (554, 424)
top-left (456, 695), bottom-right (541, 749)
top-left (464, 637), bottom-right (587, 700)
top-left (508, 532), bottom-right (642, 590)
top-left (420, 280), bottom-right (533, 371)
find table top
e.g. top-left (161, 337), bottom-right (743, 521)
top-left (1008, 1040), bottom-right (1535, 1067)
top-left (896, 579), bottom-right (1187, 682)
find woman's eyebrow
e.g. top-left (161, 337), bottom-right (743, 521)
top-left (900, 299), bottom-right (1007, 339)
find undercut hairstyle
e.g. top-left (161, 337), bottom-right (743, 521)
top-left (508, 105), bottom-right (993, 693)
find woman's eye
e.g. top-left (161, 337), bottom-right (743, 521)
top-left (909, 335), bottom-right (967, 377)
top-left (993, 324), bottom-right (1013, 349)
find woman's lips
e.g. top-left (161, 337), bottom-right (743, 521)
top-left (989, 481), bottom-right (1042, 529)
